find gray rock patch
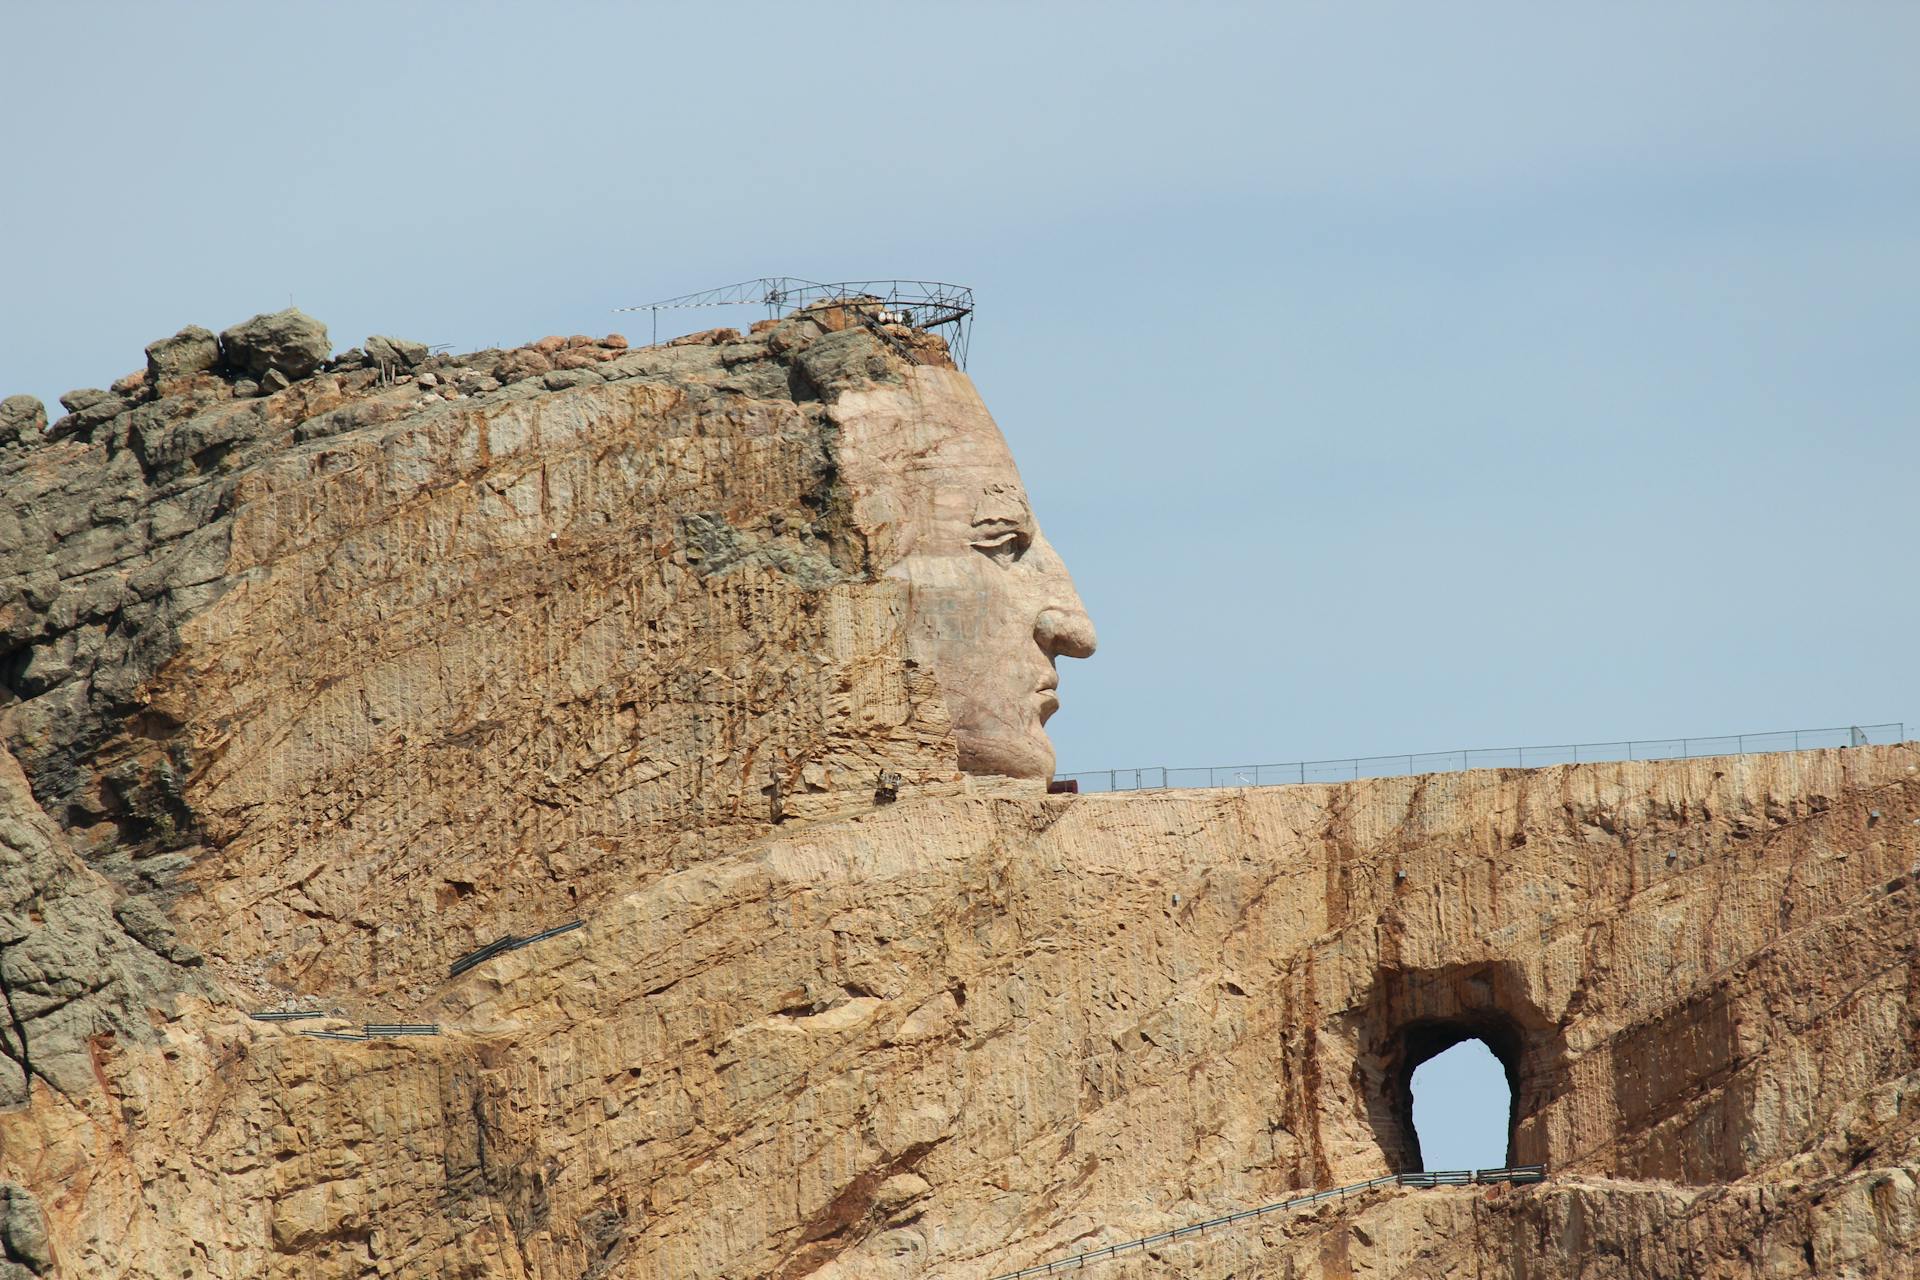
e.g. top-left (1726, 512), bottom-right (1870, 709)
top-left (365, 334), bottom-right (428, 371)
top-left (0, 398), bottom-right (44, 449)
top-left (144, 325), bottom-right (221, 384)
top-left (220, 308), bottom-right (330, 380)
top-left (0, 1184), bottom-right (50, 1275)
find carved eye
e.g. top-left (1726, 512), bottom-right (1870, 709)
top-left (971, 527), bottom-right (1031, 561)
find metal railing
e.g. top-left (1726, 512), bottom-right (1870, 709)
top-left (989, 1165), bottom-right (1546, 1279)
top-left (448, 920), bottom-right (585, 978)
top-left (297, 1023), bottom-right (440, 1042)
top-left (1060, 723), bottom-right (1907, 794)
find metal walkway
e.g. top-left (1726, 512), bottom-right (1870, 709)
top-left (989, 1165), bottom-right (1546, 1279)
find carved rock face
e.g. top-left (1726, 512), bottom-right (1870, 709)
top-left (833, 367), bottom-right (1097, 780)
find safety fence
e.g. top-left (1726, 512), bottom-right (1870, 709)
top-left (295, 1024), bottom-right (440, 1042)
top-left (242, 922), bottom-right (586, 1046)
top-left (1059, 723), bottom-right (1907, 793)
top-left (449, 919), bottom-right (585, 978)
top-left (989, 1164), bottom-right (1547, 1279)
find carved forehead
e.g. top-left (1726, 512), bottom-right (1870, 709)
top-left (831, 369), bottom-right (1033, 549)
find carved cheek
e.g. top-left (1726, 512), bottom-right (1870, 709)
top-left (913, 560), bottom-right (1020, 648)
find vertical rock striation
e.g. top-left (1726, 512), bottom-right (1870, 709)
top-left (0, 306), bottom-right (1913, 1278)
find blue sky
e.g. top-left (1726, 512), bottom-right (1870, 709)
top-left (4, 2), bottom-right (1915, 1172)
top-left (5, 5), bottom-right (1913, 774)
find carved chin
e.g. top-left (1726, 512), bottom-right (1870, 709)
top-left (956, 727), bottom-right (1056, 781)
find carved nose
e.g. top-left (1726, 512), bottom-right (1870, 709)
top-left (1036, 605), bottom-right (1097, 660)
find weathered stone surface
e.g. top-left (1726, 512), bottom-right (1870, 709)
top-left (540, 366), bottom-right (601, 389)
top-left (0, 743), bottom-right (207, 1105)
top-left (363, 334), bottom-right (427, 370)
top-left (219, 308), bottom-right (330, 380)
top-left (0, 745), bottom-right (1914, 1278)
top-left (0, 397), bottom-right (43, 449)
top-left (144, 325), bottom-right (221, 386)
top-left (0, 307), bottom-right (1912, 1278)
top-left (492, 347), bottom-right (552, 382)
top-left (2, 314), bottom-right (978, 1004)
top-left (56, 388), bottom-right (111, 416)
top-left (0, 1184), bottom-right (50, 1276)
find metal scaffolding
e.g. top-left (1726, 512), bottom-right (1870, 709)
top-left (616, 277), bottom-right (975, 366)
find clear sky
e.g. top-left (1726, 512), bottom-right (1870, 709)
top-left (1413, 1040), bottom-right (1512, 1171)
top-left (5, 2), bottom-right (1916, 1176)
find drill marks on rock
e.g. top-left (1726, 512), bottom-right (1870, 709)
top-left (7, 536), bottom-right (1919, 1280)
top-left (3, 314), bottom-right (933, 918)
top-left (1573, 872), bottom-right (1919, 1181)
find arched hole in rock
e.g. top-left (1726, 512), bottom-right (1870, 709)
top-left (1395, 1016), bottom-right (1522, 1171)
top-left (1352, 963), bottom-right (1564, 1174)
top-left (1410, 1036), bottom-right (1513, 1171)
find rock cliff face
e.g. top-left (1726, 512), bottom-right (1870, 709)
top-left (1, 310), bottom-right (975, 1014)
top-left (0, 310), bottom-right (1914, 1278)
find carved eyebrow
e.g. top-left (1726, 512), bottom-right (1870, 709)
top-left (970, 485), bottom-right (1032, 529)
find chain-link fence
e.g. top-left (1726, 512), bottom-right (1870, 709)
top-left (1060, 722), bottom-right (1908, 794)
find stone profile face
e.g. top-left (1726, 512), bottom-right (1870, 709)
top-left (833, 366), bottom-right (1097, 779)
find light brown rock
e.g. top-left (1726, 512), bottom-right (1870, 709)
top-left (0, 308), bottom-right (1914, 1280)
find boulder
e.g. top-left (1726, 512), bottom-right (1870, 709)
top-left (494, 349), bottom-right (553, 383)
top-left (668, 327), bottom-right (740, 347)
top-left (57, 388), bottom-right (112, 415)
top-left (48, 388), bottom-right (130, 442)
top-left (543, 368), bottom-right (603, 391)
top-left (219, 309), bottom-right (330, 381)
top-left (259, 368), bottom-right (292, 395)
top-left (364, 335), bottom-right (428, 371)
top-left (144, 325), bottom-right (221, 385)
top-left (0, 396), bottom-right (46, 448)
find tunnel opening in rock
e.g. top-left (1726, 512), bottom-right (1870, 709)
top-left (1349, 963), bottom-right (1565, 1174)
top-left (1410, 1034), bottom-right (1514, 1171)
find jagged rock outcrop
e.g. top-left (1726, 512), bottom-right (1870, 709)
top-left (0, 741), bottom-right (207, 1108)
top-left (0, 304), bottom-right (1913, 1278)
top-left (0, 745), bottom-right (1912, 1278)
top-left (0, 305), bottom-right (974, 1011)
top-left (144, 326), bottom-right (221, 390)
top-left (0, 399), bottom-right (44, 452)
